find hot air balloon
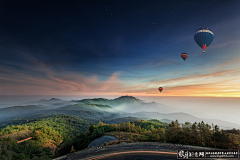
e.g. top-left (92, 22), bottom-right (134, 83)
top-left (158, 87), bottom-right (163, 92)
top-left (194, 28), bottom-right (214, 53)
top-left (181, 53), bottom-right (188, 61)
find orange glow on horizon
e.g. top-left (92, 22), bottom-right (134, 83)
top-left (26, 91), bottom-right (240, 98)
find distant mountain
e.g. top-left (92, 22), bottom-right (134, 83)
top-left (120, 111), bottom-right (240, 130)
top-left (0, 105), bottom-right (45, 120)
top-left (1, 96), bottom-right (238, 130)
top-left (0, 105), bottom-right (44, 112)
top-left (55, 103), bottom-right (124, 113)
top-left (72, 96), bottom-right (142, 107)
top-left (160, 119), bottom-right (174, 124)
top-left (25, 98), bottom-right (76, 109)
top-left (73, 96), bottom-right (179, 113)
top-left (23, 96), bottom-right (177, 115)
top-left (0, 98), bottom-right (124, 124)
top-left (28, 98), bottom-right (68, 104)
top-left (38, 98), bottom-right (61, 101)
top-left (114, 96), bottom-right (143, 103)
top-left (0, 103), bottom-right (14, 108)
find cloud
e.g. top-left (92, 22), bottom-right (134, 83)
top-left (0, 51), bottom-right (128, 95)
top-left (119, 67), bottom-right (240, 97)
top-left (164, 82), bottom-right (240, 97)
top-left (0, 70), bottom-right (127, 95)
top-left (0, 50), bottom-right (151, 95)
top-left (1, 48), bottom-right (240, 97)
top-left (2, 60), bottom-right (239, 96)
top-left (211, 40), bottom-right (239, 48)
top-left (148, 68), bottom-right (240, 86)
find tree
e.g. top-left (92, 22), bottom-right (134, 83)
top-left (191, 122), bottom-right (199, 145)
top-left (150, 125), bottom-right (155, 133)
top-left (97, 121), bottom-right (104, 126)
top-left (156, 134), bottom-right (160, 141)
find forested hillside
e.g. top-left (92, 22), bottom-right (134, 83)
top-left (1, 113), bottom-right (240, 160)
top-left (0, 114), bottom-right (99, 160)
top-left (57, 119), bottom-right (240, 157)
top-left (1, 96), bottom-right (240, 160)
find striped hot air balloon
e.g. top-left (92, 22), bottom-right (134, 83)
top-left (181, 53), bottom-right (188, 61)
top-left (194, 28), bottom-right (214, 53)
top-left (158, 87), bottom-right (163, 93)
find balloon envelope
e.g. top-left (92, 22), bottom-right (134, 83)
top-left (158, 87), bottom-right (163, 92)
top-left (181, 53), bottom-right (188, 61)
top-left (194, 28), bottom-right (214, 53)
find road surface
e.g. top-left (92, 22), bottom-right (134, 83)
top-left (85, 150), bottom-right (177, 160)
top-left (54, 142), bottom-right (238, 160)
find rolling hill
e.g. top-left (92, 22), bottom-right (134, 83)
top-left (120, 111), bottom-right (240, 129)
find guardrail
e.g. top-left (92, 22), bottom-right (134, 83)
top-left (52, 142), bottom-right (222, 160)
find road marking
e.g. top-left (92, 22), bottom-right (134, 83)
top-left (87, 151), bottom-right (177, 160)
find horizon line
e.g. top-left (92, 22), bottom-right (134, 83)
top-left (0, 95), bottom-right (239, 98)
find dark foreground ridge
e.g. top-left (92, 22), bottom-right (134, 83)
top-left (53, 142), bottom-right (238, 160)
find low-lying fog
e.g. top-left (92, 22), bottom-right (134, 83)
top-left (0, 95), bottom-right (239, 127)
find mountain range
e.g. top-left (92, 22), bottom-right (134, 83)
top-left (120, 111), bottom-right (240, 130)
top-left (0, 96), bottom-right (239, 130)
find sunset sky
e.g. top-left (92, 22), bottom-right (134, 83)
top-left (0, 0), bottom-right (240, 97)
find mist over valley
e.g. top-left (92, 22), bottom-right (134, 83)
top-left (0, 96), bottom-right (239, 130)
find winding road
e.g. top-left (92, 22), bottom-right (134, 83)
top-left (53, 142), bottom-right (237, 160)
top-left (85, 150), bottom-right (177, 160)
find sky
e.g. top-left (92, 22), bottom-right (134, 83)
top-left (0, 0), bottom-right (240, 97)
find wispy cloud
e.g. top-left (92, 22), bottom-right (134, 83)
top-left (148, 68), bottom-right (240, 86)
top-left (1, 55), bottom-right (240, 96)
top-left (0, 69), bottom-right (126, 95)
top-left (211, 40), bottom-right (239, 48)
top-left (1, 48), bottom-right (240, 97)
top-left (0, 52), bottom-right (127, 95)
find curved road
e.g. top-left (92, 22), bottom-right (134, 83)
top-left (86, 151), bottom-right (177, 160)
top-left (54, 142), bottom-right (238, 160)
